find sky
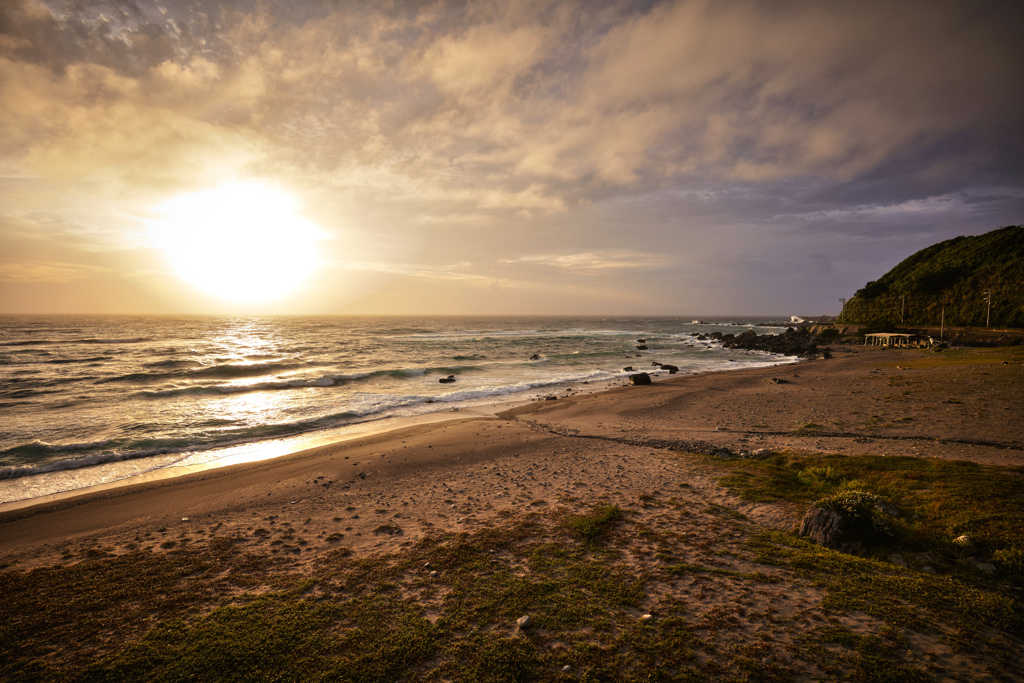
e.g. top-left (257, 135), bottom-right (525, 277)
top-left (1, 0), bottom-right (1022, 316)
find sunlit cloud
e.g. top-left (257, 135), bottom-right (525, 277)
top-left (0, 260), bottom-right (108, 283)
top-left (341, 260), bottom-right (515, 288)
top-left (502, 251), bottom-right (675, 273)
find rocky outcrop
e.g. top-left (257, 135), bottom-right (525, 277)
top-left (629, 372), bottom-right (652, 385)
top-left (718, 328), bottom-right (832, 358)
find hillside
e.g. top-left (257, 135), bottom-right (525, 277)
top-left (841, 225), bottom-right (1024, 329)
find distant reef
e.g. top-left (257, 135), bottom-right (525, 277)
top-left (840, 225), bottom-right (1024, 329)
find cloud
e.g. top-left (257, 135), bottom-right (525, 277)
top-left (501, 251), bottom-right (674, 273)
top-left (341, 260), bottom-right (515, 288)
top-left (0, 259), bottom-right (108, 283)
top-left (3, 0), bottom-right (1021, 205)
top-left (789, 188), bottom-right (1024, 224)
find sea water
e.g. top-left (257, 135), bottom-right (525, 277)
top-left (0, 315), bottom-right (796, 503)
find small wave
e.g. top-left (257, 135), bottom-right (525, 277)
top-left (0, 411), bottom-right (360, 481)
top-left (96, 360), bottom-right (304, 384)
top-left (1, 388), bottom-right (62, 399)
top-left (74, 337), bottom-right (151, 344)
top-left (188, 361), bottom-right (304, 379)
top-left (137, 373), bottom-right (360, 398)
top-left (44, 356), bottom-right (110, 365)
top-left (143, 359), bottom-right (201, 369)
top-left (0, 340), bottom-right (61, 347)
top-left (0, 439), bottom-right (114, 459)
top-left (0, 446), bottom-right (181, 480)
top-left (0, 401), bottom-right (33, 409)
top-left (134, 365), bottom-right (483, 399)
top-left (0, 337), bottom-right (149, 348)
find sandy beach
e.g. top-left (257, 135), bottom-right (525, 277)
top-left (2, 344), bottom-right (1022, 680)
top-left (3, 345), bottom-right (1021, 566)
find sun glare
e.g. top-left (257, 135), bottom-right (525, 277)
top-left (150, 182), bottom-right (325, 303)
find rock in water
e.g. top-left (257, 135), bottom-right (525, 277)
top-left (630, 372), bottom-right (652, 385)
top-left (798, 505), bottom-right (845, 548)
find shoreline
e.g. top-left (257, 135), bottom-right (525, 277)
top-left (2, 344), bottom-right (1021, 565)
top-left (0, 351), bottom-right (797, 510)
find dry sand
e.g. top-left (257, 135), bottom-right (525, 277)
top-left (2, 345), bottom-right (1021, 568)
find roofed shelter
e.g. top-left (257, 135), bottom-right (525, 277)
top-left (864, 333), bottom-right (931, 348)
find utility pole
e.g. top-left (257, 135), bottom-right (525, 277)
top-left (983, 290), bottom-right (991, 327)
top-left (839, 298), bottom-right (846, 325)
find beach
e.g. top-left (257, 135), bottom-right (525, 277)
top-left (2, 344), bottom-right (1023, 680)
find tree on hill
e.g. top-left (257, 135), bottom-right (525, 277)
top-left (841, 225), bottom-right (1024, 329)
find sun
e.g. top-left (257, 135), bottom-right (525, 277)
top-left (150, 182), bottom-right (325, 303)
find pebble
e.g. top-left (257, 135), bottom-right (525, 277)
top-left (516, 614), bottom-right (531, 628)
top-left (562, 665), bottom-right (571, 672)
top-left (640, 613), bottom-right (652, 621)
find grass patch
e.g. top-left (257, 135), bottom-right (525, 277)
top-left (792, 421), bottom-right (828, 436)
top-left (750, 529), bottom-right (1021, 644)
top-left (710, 451), bottom-right (1024, 575)
top-left (565, 504), bottom-right (622, 541)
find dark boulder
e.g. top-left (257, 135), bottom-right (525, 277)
top-left (529, 354), bottom-right (541, 361)
top-left (623, 366), bottom-right (634, 372)
top-left (798, 491), bottom-right (897, 549)
top-left (630, 372), bottom-right (652, 385)
top-left (635, 344), bottom-right (648, 350)
top-left (798, 506), bottom-right (845, 548)
top-left (439, 375), bottom-right (456, 384)
top-left (659, 364), bottom-right (679, 374)
top-left (636, 338), bottom-right (646, 343)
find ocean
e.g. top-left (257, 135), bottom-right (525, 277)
top-left (0, 315), bottom-right (796, 504)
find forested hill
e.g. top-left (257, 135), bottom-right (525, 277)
top-left (841, 225), bottom-right (1024, 329)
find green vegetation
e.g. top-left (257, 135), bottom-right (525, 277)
top-left (565, 504), bottom-right (622, 541)
top-left (712, 451), bottom-right (1024, 578)
top-left (814, 490), bottom-right (897, 543)
top-left (840, 224), bottom-right (1024, 328)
